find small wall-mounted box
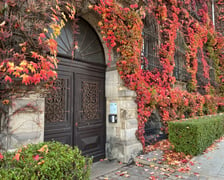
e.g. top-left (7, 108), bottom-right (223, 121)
top-left (109, 102), bottom-right (117, 123)
top-left (109, 114), bottom-right (117, 123)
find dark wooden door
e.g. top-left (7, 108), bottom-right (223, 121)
top-left (44, 59), bottom-right (106, 161)
top-left (44, 70), bottom-right (73, 145)
top-left (74, 72), bottom-right (105, 161)
top-left (44, 18), bottom-right (106, 161)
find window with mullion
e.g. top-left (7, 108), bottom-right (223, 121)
top-left (141, 14), bottom-right (161, 72)
top-left (174, 31), bottom-right (189, 82)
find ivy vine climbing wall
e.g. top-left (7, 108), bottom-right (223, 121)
top-left (94, 0), bottom-right (224, 150)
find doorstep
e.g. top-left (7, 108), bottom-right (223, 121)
top-left (90, 159), bottom-right (125, 179)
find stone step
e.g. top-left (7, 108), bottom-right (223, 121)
top-left (134, 150), bottom-right (164, 166)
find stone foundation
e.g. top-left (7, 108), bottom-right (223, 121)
top-left (0, 94), bottom-right (44, 151)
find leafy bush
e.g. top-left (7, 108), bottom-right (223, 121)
top-left (0, 141), bottom-right (92, 180)
top-left (203, 95), bottom-right (218, 115)
top-left (168, 114), bottom-right (224, 155)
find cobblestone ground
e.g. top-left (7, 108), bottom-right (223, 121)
top-left (94, 163), bottom-right (203, 180)
top-left (93, 139), bottom-right (224, 180)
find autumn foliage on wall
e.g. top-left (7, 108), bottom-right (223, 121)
top-left (94, 0), bottom-right (224, 150)
top-left (0, 0), bottom-right (223, 151)
top-left (0, 0), bottom-right (76, 102)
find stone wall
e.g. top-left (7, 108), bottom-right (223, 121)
top-left (81, 10), bottom-right (142, 163)
top-left (0, 94), bottom-right (44, 151)
top-left (0, 10), bottom-right (143, 162)
top-left (105, 70), bottom-right (142, 163)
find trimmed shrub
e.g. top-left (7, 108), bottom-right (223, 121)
top-left (168, 114), bottom-right (224, 155)
top-left (0, 141), bottom-right (92, 180)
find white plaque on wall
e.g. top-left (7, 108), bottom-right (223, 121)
top-left (109, 103), bottom-right (117, 114)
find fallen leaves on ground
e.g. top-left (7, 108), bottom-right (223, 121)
top-left (115, 171), bottom-right (130, 177)
top-left (136, 161), bottom-right (144, 167)
top-left (149, 176), bottom-right (157, 180)
top-left (203, 136), bottom-right (224, 153)
top-left (145, 139), bottom-right (192, 168)
top-left (163, 150), bottom-right (192, 166)
top-left (106, 138), bottom-right (224, 179)
top-left (145, 139), bottom-right (174, 152)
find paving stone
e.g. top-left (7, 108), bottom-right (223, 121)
top-left (92, 140), bottom-right (224, 180)
top-left (134, 150), bottom-right (164, 166)
top-left (190, 141), bottom-right (224, 177)
top-left (207, 176), bottom-right (224, 180)
top-left (90, 160), bottom-right (124, 179)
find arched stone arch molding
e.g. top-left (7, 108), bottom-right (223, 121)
top-left (56, 18), bottom-right (105, 64)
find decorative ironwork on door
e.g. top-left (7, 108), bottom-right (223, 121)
top-left (81, 81), bottom-right (99, 121)
top-left (45, 79), bottom-right (66, 123)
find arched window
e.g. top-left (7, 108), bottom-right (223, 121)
top-left (142, 15), bottom-right (161, 71)
top-left (209, 61), bottom-right (216, 87)
top-left (56, 18), bottom-right (104, 64)
top-left (196, 49), bottom-right (208, 94)
top-left (196, 49), bottom-right (216, 94)
top-left (174, 31), bottom-right (189, 82)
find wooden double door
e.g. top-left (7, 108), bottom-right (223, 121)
top-left (44, 58), bottom-right (106, 161)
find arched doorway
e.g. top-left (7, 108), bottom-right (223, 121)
top-left (44, 18), bottom-right (106, 161)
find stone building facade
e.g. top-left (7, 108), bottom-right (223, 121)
top-left (1, 0), bottom-right (222, 163)
top-left (0, 4), bottom-right (142, 163)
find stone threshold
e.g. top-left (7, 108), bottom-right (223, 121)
top-left (90, 159), bottom-right (125, 179)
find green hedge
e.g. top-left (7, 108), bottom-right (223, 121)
top-left (0, 141), bottom-right (92, 180)
top-left (168, 114), bottom-right (224, 155)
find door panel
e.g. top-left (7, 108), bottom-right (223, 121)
top-left (75, 73), bottom-right (105, 161)
top-left (44, 62), bottom-right (105, 161)
top-left (77, 125), bottom-right (105, 160)
top-left (44, 70), bottom-right (73, 145)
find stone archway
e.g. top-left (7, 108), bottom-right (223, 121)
top-left (44, 18), bottom-right (106, 161)
top-left (81, 14), bottom-right (143, 163)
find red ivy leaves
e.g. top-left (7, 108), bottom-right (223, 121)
top-left (0, 0), bottom-right (76, 87)
top-left (33, 154), bottom-right (43, 161)
top-left (95, 0), bottom-right (223, 149)
top-left (0, 152), bottom-right (3, 160)
top-left (4, 75), bottom-right (12, 83)
top-left (12, 153), bottom-right (20, 161)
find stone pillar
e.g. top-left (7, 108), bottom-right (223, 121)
top-left (0, 94), bottom-right (44, 150)
top-left (105, 70), bottom-right (142, 163)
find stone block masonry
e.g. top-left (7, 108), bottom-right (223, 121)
top-left (106, 70), bottom-right (142, 163)
top-left (0, 94), bottom-right (44, 151)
